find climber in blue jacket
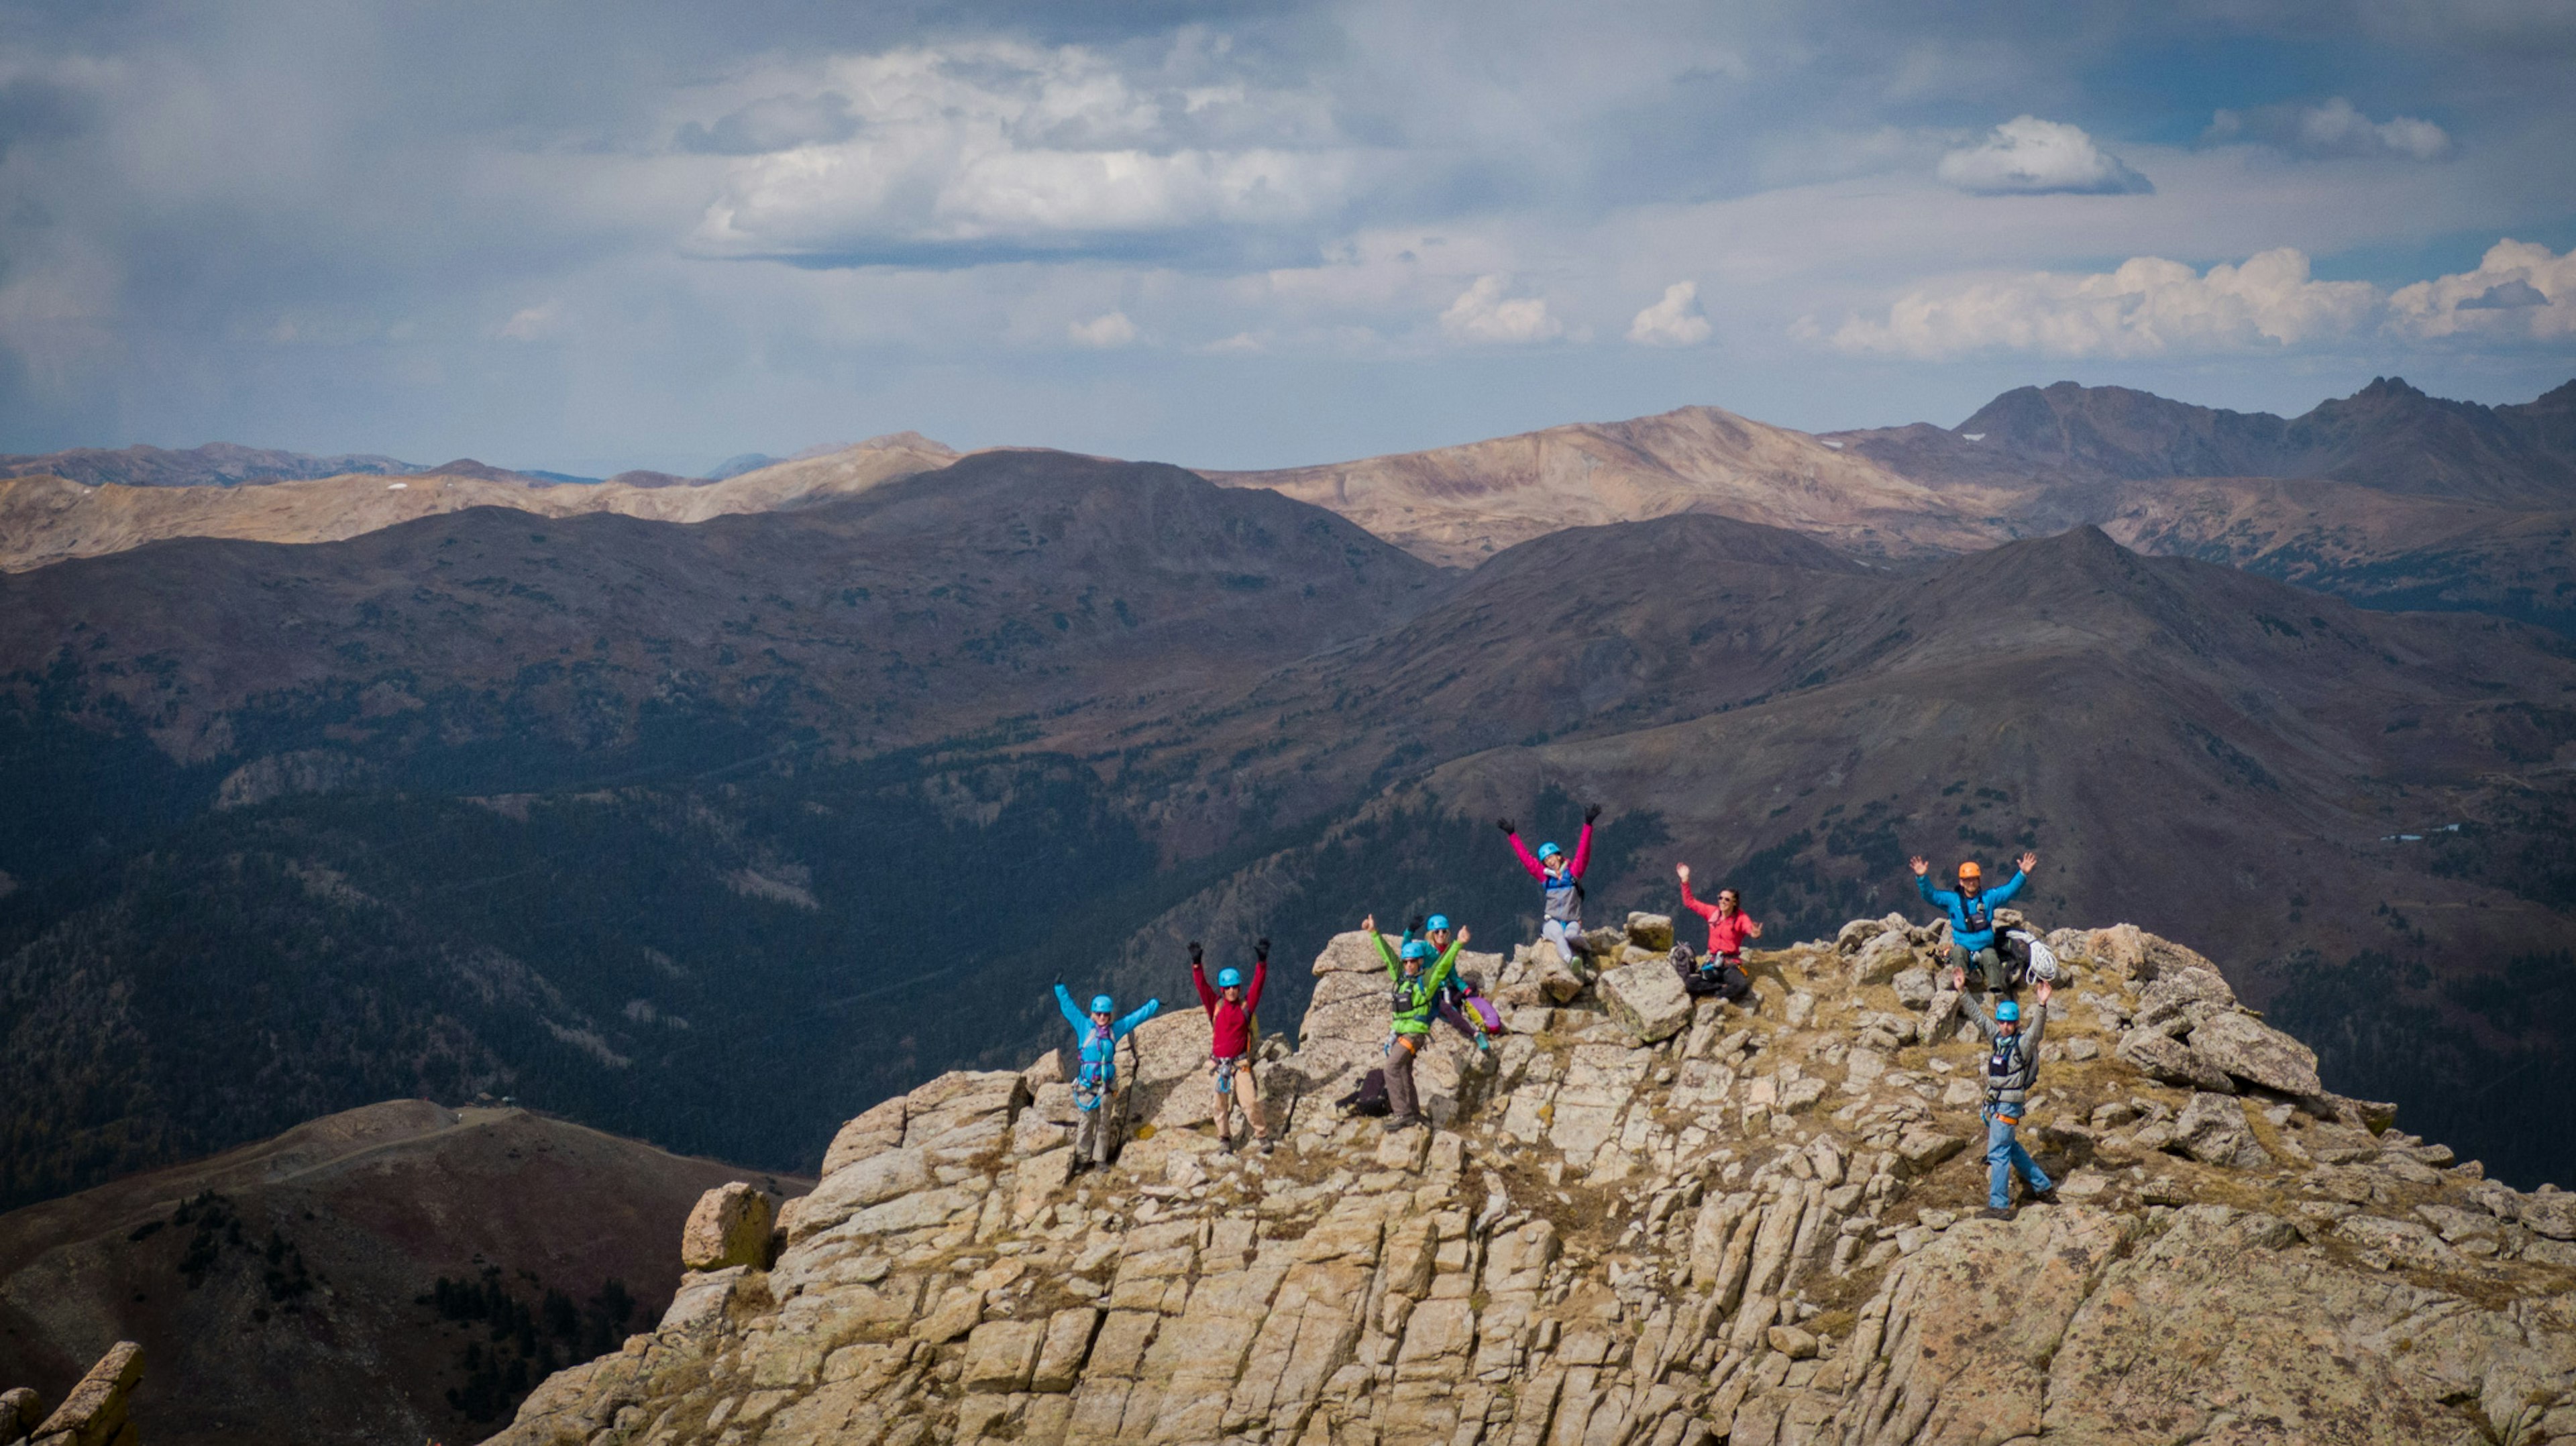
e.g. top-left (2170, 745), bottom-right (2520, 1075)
top-left (1054, 983), bottom-right (1162, 1172)
top-left (1911, 850), bottom-right (2037, 993)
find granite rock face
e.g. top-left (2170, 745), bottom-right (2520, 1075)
top-left (478, 921), bottom-right (2576, 1446)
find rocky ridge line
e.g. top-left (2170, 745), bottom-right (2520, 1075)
top-left (481, 914), bottom-right (2576, 1446)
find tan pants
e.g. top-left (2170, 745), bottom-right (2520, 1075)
top-left (1212, 1056), bottom-right (1267, 1143)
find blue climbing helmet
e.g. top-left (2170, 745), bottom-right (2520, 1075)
top-left (1090, 994), bottom-right (1116, 1015)
top-left (1994, 999), bottom-right (2021, 1023)
top-left (1216, 967), bottom-right (1244, 989)
top-left (1426, 913), bottom-right (1451, 932)
top-left (1537, 842), bottom-right (1564, 863)
top-left (1400, 940), bottom-right (1434, 963)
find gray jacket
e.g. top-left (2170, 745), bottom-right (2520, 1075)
top-left (1963, 994), bottom-right (2046, 1113)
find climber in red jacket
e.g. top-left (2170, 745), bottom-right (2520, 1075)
top-left (1191, 938), bottom-right (1273, 1154)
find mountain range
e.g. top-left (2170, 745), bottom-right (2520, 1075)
top-left (5, 371), bottom-right (2575, 1435)
top-left (3, 419), bottom-right (2572, 1209)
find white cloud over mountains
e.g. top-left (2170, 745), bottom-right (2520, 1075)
top-left (684, 42), bottom-right (1366, 260)
top-left (1827, 240), bottom-right (2573, 358)
top-left (1935, 117), bottom-right (2152, 195)
top-left (1440, 276), bottom-right (1563, 344)
top-left (1627, 282), bottom-right (1711, 346)
top-left (2204, 99), bottom-right (2452, 160)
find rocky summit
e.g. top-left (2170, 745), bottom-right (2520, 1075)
top-left (482, 911), bottom-right (2575, 1446)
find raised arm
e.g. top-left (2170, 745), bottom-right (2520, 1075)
top-left (1114, 997), bottom-right (1163, 1038)
top-left (1055, 983), bottom-right (1088, 1033)
top-left (1190, 942), bottom-right (1217, 1012)
top-left (1245, 939), bottom-right (1271, 1013)
top-left (1502, 823), bottom-right (1548, 881)
top-left (1989, 868), bottom-right (2030, 907)
top-left (1676, 868), bottom-right (1720, 922)
top-left (1368, 918), bottom-right (1403, 980)
top-left (1570, 806), bottom-right (1599, 879)
top-left (1426, 928), bottom-right (1470, 995)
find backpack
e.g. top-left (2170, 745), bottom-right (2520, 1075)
top-left (1336, 1068), bottom-right (1393, 1117)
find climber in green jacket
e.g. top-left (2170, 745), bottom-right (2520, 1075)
top-left (1361, 911), bottom-right (1466, 1131)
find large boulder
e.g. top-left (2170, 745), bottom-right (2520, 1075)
top-left (1598, 957), bottom-right (1693, 1043)
top-left (1891, 966), bottom-right (1937, 1010)
top-left (819, 1095), bottom-right (908, 1176)
top-left (1, 1388), bottom-right (44, 1442)
top-left (1625, 911), bottom-right (1676, 952)
top-left (680, 1182), bottom-right (776, 1271)
top-left (2184, 1011), bottom-right (2323, 1097)
top-left (2522, 1190), bottom-right (2576, 1241)
top-left (25, 1341), bottom-right (141, 1446)
top-left (2135, 967), bottom-right (2239, 1032)
top-left (1849, 930), bottom-right (1917, 987)
top-left (789, 1146), bottom-right (932, 1243)
top-left (2171, 1092), bottom-right (2273, 1170)
top-left (2118, 1029), bottom-right (2235, 1093)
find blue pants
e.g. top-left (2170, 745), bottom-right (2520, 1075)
top-left (1986, 1112), bottom-right (2050, 1209)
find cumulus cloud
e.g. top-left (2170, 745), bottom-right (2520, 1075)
top-left (1438, 275), bottom-right (1562, 344)
top-left (686, 41), bottom-right (1364, 262)
top-left (1935, 116), bottom-right (2152, 195)
top-left (1067, 311), bottom-right (1138, 347)
top-left (674, 93), bottom-right (859, 156)
top-left (2203, 98), bottom-right (2451, 160)
top-left (1827, 249), bottom-right (2377, 358)
top-left (2389, 239), bottom-right (2574, 339)
top-left (1627, 281), bottom-right (1711, 346)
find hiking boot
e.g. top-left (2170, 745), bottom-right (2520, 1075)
top-left (1218, 1136), bottom-right (1236, 1155)
top-left (1980, 1205), bottom-right (2015, 1221)
top-left (1261, 1136), bottom-right (1279, 1154)
top-left (1387, 1115), bottom-right (1426, 1131)
top-left (2029, 1187), bottom-right (2060, 1207)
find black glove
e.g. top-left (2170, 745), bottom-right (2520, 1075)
top-left (1189, 941), bottom-right (1203, 964)
top-left (1496, 817), bottom-right (1516, 834)
top-left (1255, 937), bottom-right (1271, 961)
top-left (1584, 803), bottom-right (1602, 824)
top-left (1407, 915), bottom-right (1426, 935)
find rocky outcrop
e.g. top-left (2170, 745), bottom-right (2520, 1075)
top-left (7, 1341), bottom-right (142, 1446)
top-left (478, 921), bottom-right (2576, 1446)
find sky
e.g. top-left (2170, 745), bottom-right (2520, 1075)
top-left (1, 1), bottom-right (2572, 475)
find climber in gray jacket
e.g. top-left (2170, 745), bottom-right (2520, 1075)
top-left (1955, 964), bottom-right (2057, 1218)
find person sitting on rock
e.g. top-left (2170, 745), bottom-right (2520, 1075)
top-left (1955, 962), bottom-right (2057, 1219)
top-left (1500, 805), bottom-right (1600, 964)
top-left (1190, 937), bottom-right (1274, 1156)
top-left (1419, 913), bottom-right (1496, 1052)
top-left (1911, 851), bottom-right (2037, 993)
top-left (1052, 982), bottom-right (1162, 1173)
top-left (1362, 911), bottom-right (1467, 1131)
top-left (1673, 863), bottom-right (1760, 1002)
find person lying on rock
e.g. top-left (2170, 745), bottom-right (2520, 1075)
top-left (1362, 911), bottom-right (1468, 1131)
top-left (1419, 913), bottom-right (1497, 1052)
top-left (1499, 804), bottom-right (1600, 964)
top-left (1911, 850), bottom-right (2037, 993)
top-left (1052, 982), bottom-right (1161, 1174)
top-left (1190, 937), bottom-right (1274, 1155)
top-left (1955, 962), bottom-right (2058, 1218)
top-left (1673, 863), bottom-right (1760, 1002)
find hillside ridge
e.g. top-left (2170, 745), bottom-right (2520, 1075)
top-left (476, 912), bottom-right (2576, 1446)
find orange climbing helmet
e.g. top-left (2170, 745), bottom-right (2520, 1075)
top-left (1957, 861), bottom-right (1983, 883)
